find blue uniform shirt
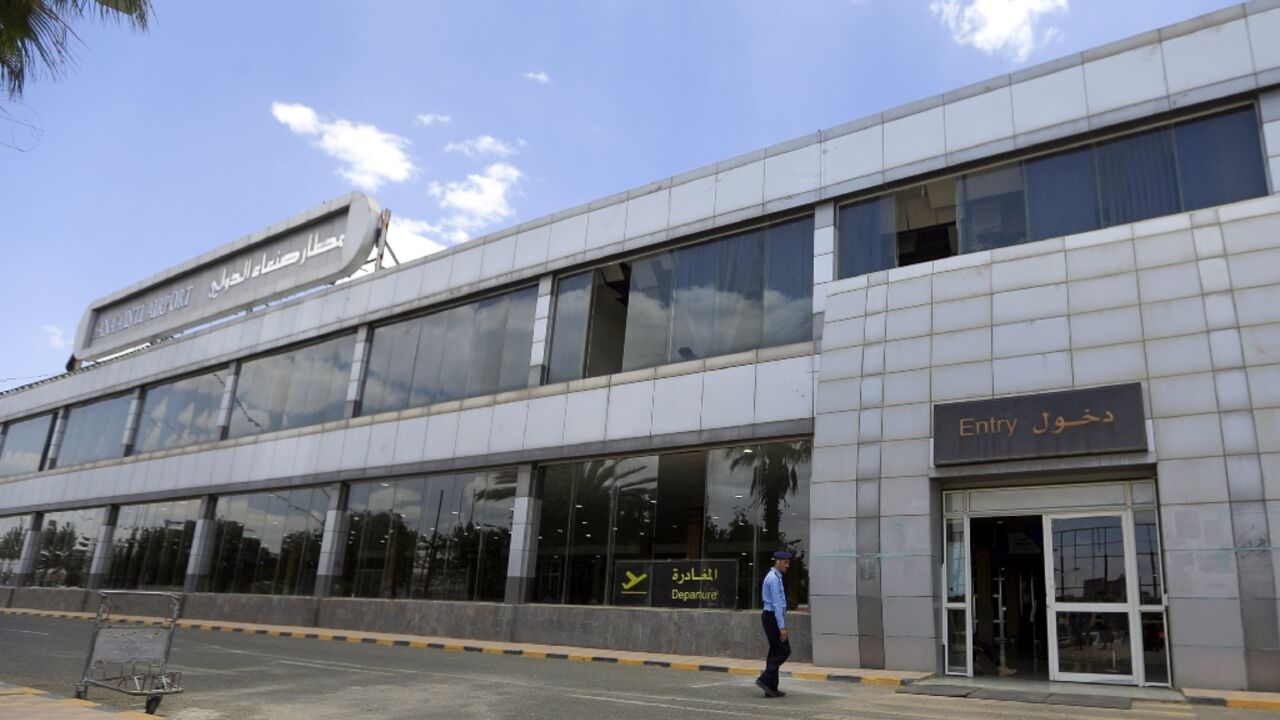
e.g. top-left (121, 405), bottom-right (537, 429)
top-left (761, 567), bottom-right (787, 630)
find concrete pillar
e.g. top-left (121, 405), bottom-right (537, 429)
top-left (43, 407), bottom-right (69, 470)
top-left (313, 483), bottom-right (349, 597)
top-left (214, 361), bottom-right (239, 439)
top-left (86, 506), bottom-right (119, 590)
top-left (504, 465), bottom-right (539, 604)
top-left (182, 496), bottom-right (218, 593)
top-left (120, 389), bottom-right (144, 456)
top-left (812, 201), bottom-right (835, 348)
top-left (528, 275), bottom-right (554, 387)
top-left (14, 512), bottom-right (43, 587)
top-left (345, 325), bottom-right (371, 418)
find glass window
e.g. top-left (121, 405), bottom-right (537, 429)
top-left (56, 394), bottom-right (133, 468)
top-left (228, 334), bottom-right (355, 438)
top-left (763, 217), bottom-right (815, 347)
top-left (1096, 127), bottom-right (1180, 226)
top-left (1175, 107), bottom-right (1268, 211)
top-left (135, 371), bottom-right (229, 454)
top-left (335, 471), bottom-right (516, 601)
top-left (621, 253), bottom-right (675, 372)
top-left (837, 196), bottom-right (896, 279)
top-left (33, 508), bottom-right (101, 588)
top-left (362, 287), bottom-right (536, 415)
top-left (1051, 515), bottom-right (1126, 603)
top-left (0, 414), bottom-right (54, 477)
top-left (1133, 510), bottom-right (1163, 606)
top-left (958, 164), bottom-right (1027, 253)
top-left (208, 487), bottom-right (327, 595)
top-left (0, 514), bottom-right (29, 586)
top-left (1026, 146), bottom-right (1101, 241)
top-left (546, 272), bottom-right (592, 384)
top-left (534, 439), bottom-right (811, 609)
top-left (105, 499), bottom-right (201, 591)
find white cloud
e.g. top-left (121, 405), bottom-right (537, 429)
top-left (428, 162), bottom-right (522, 236)
top-left (271, 101), bottom-right (415, 191)
top-left (415, 113), bottom-right (452, 127)
top-left (42, 325), bottom-right (67, 350)
top-left (443, 135), bottom-right (523, 158)
top-left (386, 216), bottom-right (453, 262)
top-left (930, 0), bottom-right (1067, 63)
top-left (524, 70), bottom-right (551, 84)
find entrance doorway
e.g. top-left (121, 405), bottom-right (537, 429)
top-left (969, 515), bottom-right (1047, 679)
top-left (942, 481), bottom-right (1171, 686)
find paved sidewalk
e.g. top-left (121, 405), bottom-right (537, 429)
top-left (0, 606), bottom-right (926, 686)
top-left (0, 682), bottom-right (154, 719)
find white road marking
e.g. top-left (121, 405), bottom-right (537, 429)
top-left (1, 628), bottom-right (49, 635)
top-left (567, 693), bottom-right (775, 718)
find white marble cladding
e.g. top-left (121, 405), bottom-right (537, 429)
top-left (3, 3), bottom-right (1279, 422)
top-left (0, 351), bottom-right (815, 512)
top-left (810, 193), bottom-right (1280, 678)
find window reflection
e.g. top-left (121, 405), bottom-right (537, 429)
top-left (0, 515), bottom-right (29, 586)
top-left (136, 371), bottom-right (229, 454)
top-left (106, 499), bottom-right (201, 591)
top-left (1055, 612), bottom-right (1132, 676)
top-left (534, 440), bottom-right (811, 609)
top-left (209, 487), bottom-right (328, 595)
top-left (362, 287), bottom-right (536, 415)
top-left (958, 164), bottom-right (1026, 253)
top-left (336, 472), bottom-right (515, 601)
top-left (34, 508), bottom-right (102, 588)
top-left (1096, 127), bottom-right (1180, 226)
top-left (0, 414), bottom-right (54, 477)
top-left (228, 334), bottom-right (355, 438)
top-left (56, 394), bottom-right (133, 468)
top-left (1052, 516), bottom-right (1126, 603)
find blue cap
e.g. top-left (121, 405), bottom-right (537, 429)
top-left (773, 550), bottom-right (793, 560)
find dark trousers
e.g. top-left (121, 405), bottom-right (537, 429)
top-left (759, 610), bottom-right (791, 690)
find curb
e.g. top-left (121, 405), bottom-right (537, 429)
top-left (1184, 689), bottom-right (1280, 711)
top-left (0, 607), bottom-right (922, 687)
top-left (0, 682), bottom-right (155, 718)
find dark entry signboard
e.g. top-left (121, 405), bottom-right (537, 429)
top-left (612, 559), bottom-right (738, 609)
top-left (933, 383), bottom-right (1147, 466)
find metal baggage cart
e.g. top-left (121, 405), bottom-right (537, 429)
top-left (74, 591), bottom-right (184, 715)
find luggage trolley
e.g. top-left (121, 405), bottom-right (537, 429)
top-left (74, 591), bottom-right (184, 715)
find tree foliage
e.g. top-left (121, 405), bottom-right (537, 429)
top-left (0, 0), bottom-right (151, 99)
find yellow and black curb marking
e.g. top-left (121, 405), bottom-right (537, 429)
top-left (1184, 690), bottom-right (1280, 711)
top-left (0, 681), bottom-right (155, 718)
top-left (0, 608), bottom-right (914, 687)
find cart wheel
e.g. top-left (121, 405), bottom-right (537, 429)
top-left (145, 696), bottom-right (162, 714)
top-left (73, 686), bottom-right (86, 700)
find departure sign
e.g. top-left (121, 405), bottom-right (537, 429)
top-left (933, 383), bottom-right (1147, 465)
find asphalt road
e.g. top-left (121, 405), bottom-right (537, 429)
top-left (0, 612), bottom-right (1268, 720)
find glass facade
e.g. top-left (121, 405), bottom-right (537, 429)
top-left (209, 487), bottom-right (328, 595)
top-left (104, 499), bottom-right (201, 590)
top-left (838, 105), bottom-right (1268, 276)
top-left (548, 216), bottom-right (813, 383)
top-left (228, 334), bottom-right (356, 438)
top-left (33, 508), bottom-right (101, 588)
top-left (0, 515), bottom-right (27, 586)
top-left (0, 413), bottom-right (54, 477)
top-left (533, 440), bottom-right (810, 609)
top-left (337, 471), bottom-right (516, 601)
top-left (362, 287), bottom-right (537, 415)
top-left (135, 370), bottom-right (230, 454)
top-left (56, 394), bottom-right (132, 468)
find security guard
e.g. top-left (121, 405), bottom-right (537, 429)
top-left (756, 550), bottom-right (792, 698)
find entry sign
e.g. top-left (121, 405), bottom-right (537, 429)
top-left (613, 559), bottom-right (738, 609)
top-left (933, 383), bottom-right (1147, 465)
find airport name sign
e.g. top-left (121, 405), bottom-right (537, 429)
top-left (74, 193), bottom-right (379, 361)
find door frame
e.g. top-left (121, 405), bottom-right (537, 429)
top-left (940, 481), bottom-right (1170, 687)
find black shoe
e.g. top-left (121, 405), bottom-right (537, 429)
top-left (774, 689), bottom-right (786, 697)
top-left (755, 678), bottom-right (778, 698)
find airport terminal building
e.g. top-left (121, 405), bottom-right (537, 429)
top-left (2, 2), bottom-right (1280, 692)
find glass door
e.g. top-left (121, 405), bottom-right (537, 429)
top-left (1044, 513), bottom-right (1138, 684)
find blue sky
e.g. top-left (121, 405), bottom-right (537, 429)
top-left (0, 0), bottom-right (1238, 392)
